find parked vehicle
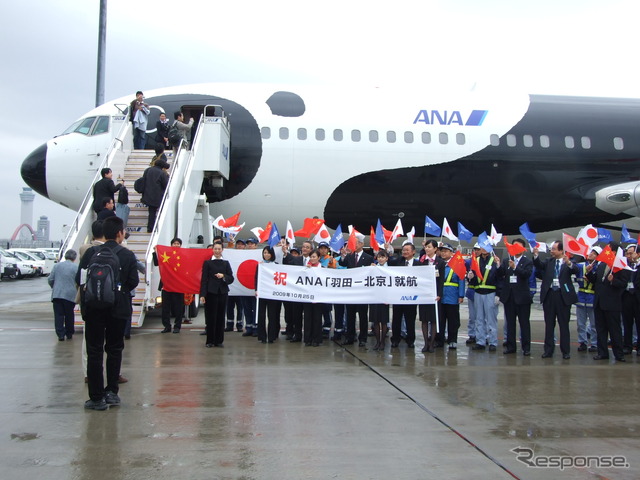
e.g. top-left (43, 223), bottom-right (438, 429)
top-left (8, 250), bottom-right (43, 277)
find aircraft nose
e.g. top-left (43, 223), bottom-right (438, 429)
top-left (21, 143), bottom-right (48, 198)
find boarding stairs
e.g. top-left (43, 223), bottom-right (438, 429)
top-left (62, 105), bottom-right (231, 327)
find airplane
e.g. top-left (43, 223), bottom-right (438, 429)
top-left (20, 83), bottom-right (640, 239)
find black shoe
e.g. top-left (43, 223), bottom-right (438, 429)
top-left (84, 398), bottom-right (108, 410)
top-left (502, 340), bottom-right (508, 347)
top-left (593, 355), bottom-right (609, 360)
top-left (578, 343), bottom-right (587, 351)
top-left (330, 334), bottom-right (342, 341)
top-left (358, 341), bottom-right (367, 347)
top-left (503, 349), bottom-right (516, 355)
top-left (342, 340), bottom-right (354, 346)
top-left (622, 347), bottom-right (633, 355)
top-left (465, 337), bottom-right (476, 345)
top-left (199, 331), bottom-right (207, 336)
top-left (541, 353), bottom-right (553, 358)
top-left (161, 327), bottom-right (171, 333)
top-left (488, 345), bottom-right (497, 352)
top-left (471, 344), bottom-right (486, 351)
top-left (305, 342), bottom-right (312, 346)
top-left (58, 337), bottom-right (65, 341)
top-left (224, 327), bottom-right (234, 332)
top-left (391, 342), bottom-right (399, 348)
top-left (105, 391), bottom-right (121, 405)
top-left (588, 346), bottom-right (598, 353)
top-left (173, 328), bottom-right (180, 334)
top-left (242, 331), bottom-right (253, 337)
top-left (562, 354), bottom-right (571, 360)
top-left (124, 335), bottom-right (131, 340)
top-left (312, 342), bottom-right (320, 347)
top-left (615, 357), bottom-right (626, 362)
top-left (523, 350), bottom-right (531, 356)
top-left (407, 343), bottom-right (415, 349)
top-left (205, 343), bottom-right (214, 348)
top-left (290, 336), bottom-right (302, 343)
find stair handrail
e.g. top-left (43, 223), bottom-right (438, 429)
top-left (59, 119), bottom-right (131, 257)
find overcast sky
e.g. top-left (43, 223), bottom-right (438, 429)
top-left (2, 0), bottom-right (640, 240)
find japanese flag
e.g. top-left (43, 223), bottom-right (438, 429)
top-left (285, 221), bottom-right (295, 247)
top-left (577, 224), bottom-right (599, 246)
top-left (390, 218), bottom-right (404, 242)
top-left (490, 224), bottom-right (502, 246)
top-left (442, 218), bottom-right (458, 241)
top-left (313, 224), bottom-right (332, 244)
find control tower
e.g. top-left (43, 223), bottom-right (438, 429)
top-left (19, 187), bottom-right (35, 240)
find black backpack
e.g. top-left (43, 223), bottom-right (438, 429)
top-left (168, 124), bottom-right (182, 147)
top-left (83, 245), bottom-right (122, 309)
top-left (134, 176), bottom-right (145, 194)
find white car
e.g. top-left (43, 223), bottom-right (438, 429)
top-left (8, 250), bottom-right (44, 276)
top-left (0, 250), bottom-right (36, 278)
top-left (24, 249), bottom-right (56, 273)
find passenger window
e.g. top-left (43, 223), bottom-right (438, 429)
top-left (91, 116), bottom-right (110, 135)
top-left (261, 127), bottom-right (271, 139)
top-left (297, 128), bottom-right (307, 140)
top-left (523, 135), bottom-right (533, 147)
top-left (581, 136), bottom-right (591, 149)
top-left (334, 129), bottom-right (343, 141)
top-left (439, 132), bottom-right (448, 145)
top-left (540, 135), bottom-right (550, 148)
top-left (456, 133), bottom-right (465, 145)
top-left (316, 128), bottom-right (325, 141)
top-left (489, 134), bottom-right (500, 146)
top-left (387, 131), bottom-right (396, 143)
top-left (351, 130), bottom-right (361, 142)
top-left (421, 132), bottom-right (431, 144)
top-left (369, 130), bottom-right (379, 142)
top-left (614, 137), bottom-right (624, 150)
top-left (404, 131), bottom-right (414, 143)
top-left (506, 134), bottom-right (517, 147)
top-left (565, 136), bottom-right (575, 149)
top-left (279, 127), bottom-right (289, 140)
top-left (75, 117), bottom-right (97, 135)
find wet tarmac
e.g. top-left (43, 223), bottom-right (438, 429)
top-left (1, 276), bottom-right (639, 479)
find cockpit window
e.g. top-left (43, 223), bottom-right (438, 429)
top-left (75, 117), bottom-right (97, 135)
top-left (60, 120), bottom-right (82, 135)
top-left (92, 116), bottom-right (110, 135)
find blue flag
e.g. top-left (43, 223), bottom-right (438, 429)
top-left (519, 222), bottom-right (537, 244)
top-left (597, 227), bottom-right (612, 243)
top-left (457, 222), bottom-right (474, 243)
top-left (477, 231), bottom-right (494, 253)
top-left (375, 219), bottom-right (386, 247)
top-left (424, 215), bottom-right (442, 237)
top-left (268, 222), bottom-right (281, 248)
top-left (330, 224), bottom-right (345, 253)
top-left (621, 223), bottom-right (633, 243)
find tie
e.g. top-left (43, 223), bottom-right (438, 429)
top-left (555, 259), bottom-right (560, 278)
top-left (355, 253), bottom-right (360, 265)
top-left (405, 260), bottom-right (409, 266)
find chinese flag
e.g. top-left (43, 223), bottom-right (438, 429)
top-left (370, 226), bottom-right (379, 251)
top-left (596, 244), bottom-right (616, 268)
top-left (346, 229), bottom-right (358, 251)
top-left (504, 236), bottom-right (526, 257)
top-left (294, 217), bottom-right (325, 237)
top-left (448, 251), bottom-right (467, 281)
top-left (471, 251), bottom-right (484, 281)
top-left (258, 221), bottom-right (272, 243)
top-left (156, 245), bottom-right (213, 294)
top-left (221, 211), bottom-right (241, 227)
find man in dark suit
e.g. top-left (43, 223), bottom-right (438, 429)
top-left (418, 240), bottom-right (445, 351)
top-left (92, 168), bottom-right (122, 214)
top-left (587, 242), bottom-right (631, 362)
top-left (76, 216), bottom-right (139, 410)
top-left (533, 241), bottom-right (579, 359)
top-left (141, 160), bottom-right (170, 233)
top-left (281, 241), bottom-right (309, 342)
top-left (389, 242), bottom-right (421, 349)
top-left (339, 234), bottom-right (373, 346)
top-left (497, 238), bottom-right (533, 355)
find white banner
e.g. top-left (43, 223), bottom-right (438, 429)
top-left (257, 264), bottom-right (437, 304)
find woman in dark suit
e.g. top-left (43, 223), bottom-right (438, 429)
top-left (200, 243), bottom-right (234, 347)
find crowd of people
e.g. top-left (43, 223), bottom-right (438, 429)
top-left (52, 218), bottom-right (638, 411)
